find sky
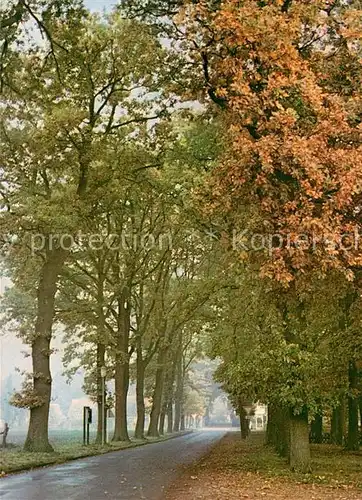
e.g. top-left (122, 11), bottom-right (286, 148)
top-left (0, 277), bottom-right (65, 384)
top-left (85, 0), bottom-right (117, 12)
top-left (0, 0), bottom-right (116, 12)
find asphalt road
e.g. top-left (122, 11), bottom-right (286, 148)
top-left (0, 431), bottom-right (225, 500)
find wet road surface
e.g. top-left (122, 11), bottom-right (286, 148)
top-left (0, 431), bottom-right (225, 500)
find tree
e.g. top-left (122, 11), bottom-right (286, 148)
top-left (184, 0), bottom-right (362, 275)
top-left (0, 9), bottom-right (171, 451)
top-left (171, 0), bottom-right (362, 472)
top-left (210, 264), bottom-right (362, 471)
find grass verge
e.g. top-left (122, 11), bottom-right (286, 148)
top-left (0, 431), bottom-right (192, 476)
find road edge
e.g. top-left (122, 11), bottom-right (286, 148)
top-left (0, 430), bottom-right (194, 477)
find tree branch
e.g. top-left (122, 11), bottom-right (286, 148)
top-left (201, 52), bottom-right (227, 109)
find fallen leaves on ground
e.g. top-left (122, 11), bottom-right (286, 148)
top-left (165, 433), bottom-right (362, 500)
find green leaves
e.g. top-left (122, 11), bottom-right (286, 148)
top-left (209, 265), bottom-right (362, 415)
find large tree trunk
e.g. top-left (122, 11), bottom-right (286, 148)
top-left (180, 414), bottom-right (185, 431)
top-left (173, 397), bottom-right (181, 432)
top-left (310, 407), bottom-right (323, 444)
top-left (113, 357), bottom-right (130, 442)
top-left (134, 343), bottom-right (146, 440)
top-left (331, 403), bottom-right (344, 445)
top-left (95, 274), bottom-right (107, 444)
top-left (289, 407), bottom-right (311, 473)
top-left (148, 347), bottom-right (167, 437)
top-left (173, 336), bottom-right (183, 432)
top-left (273, 406), bottom-right (290, 458)
top-left (347, 361), bottom-right (360, 451)
top-left (96, 398), bottom-right (107, 445)
top-left (24, 248), bottom-right (66, 452)
top-left (113, 293), bottom-right (131, 442)
top-left (239, 405), bottom-right (249, 439)
top-left (159, 411), bottom-right (166, 435)
top-left (160, 351), bottom-right (176, 436)
top-left (95, 343), bottom-right (106, 444)
top-left (266, 404), bottom-right (277, 446)
top-left (167, 403), bottom-right (173, 434)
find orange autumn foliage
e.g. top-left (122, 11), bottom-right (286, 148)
top-left (184, 0), bottom-right (362, 281)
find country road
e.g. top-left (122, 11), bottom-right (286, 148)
top-left (0, 431), bottom-right (225, 500)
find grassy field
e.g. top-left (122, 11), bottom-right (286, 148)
top-left (3, 429), bottom-right (100, 447)
top-left (0, 430), bottom-right (189, 475)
